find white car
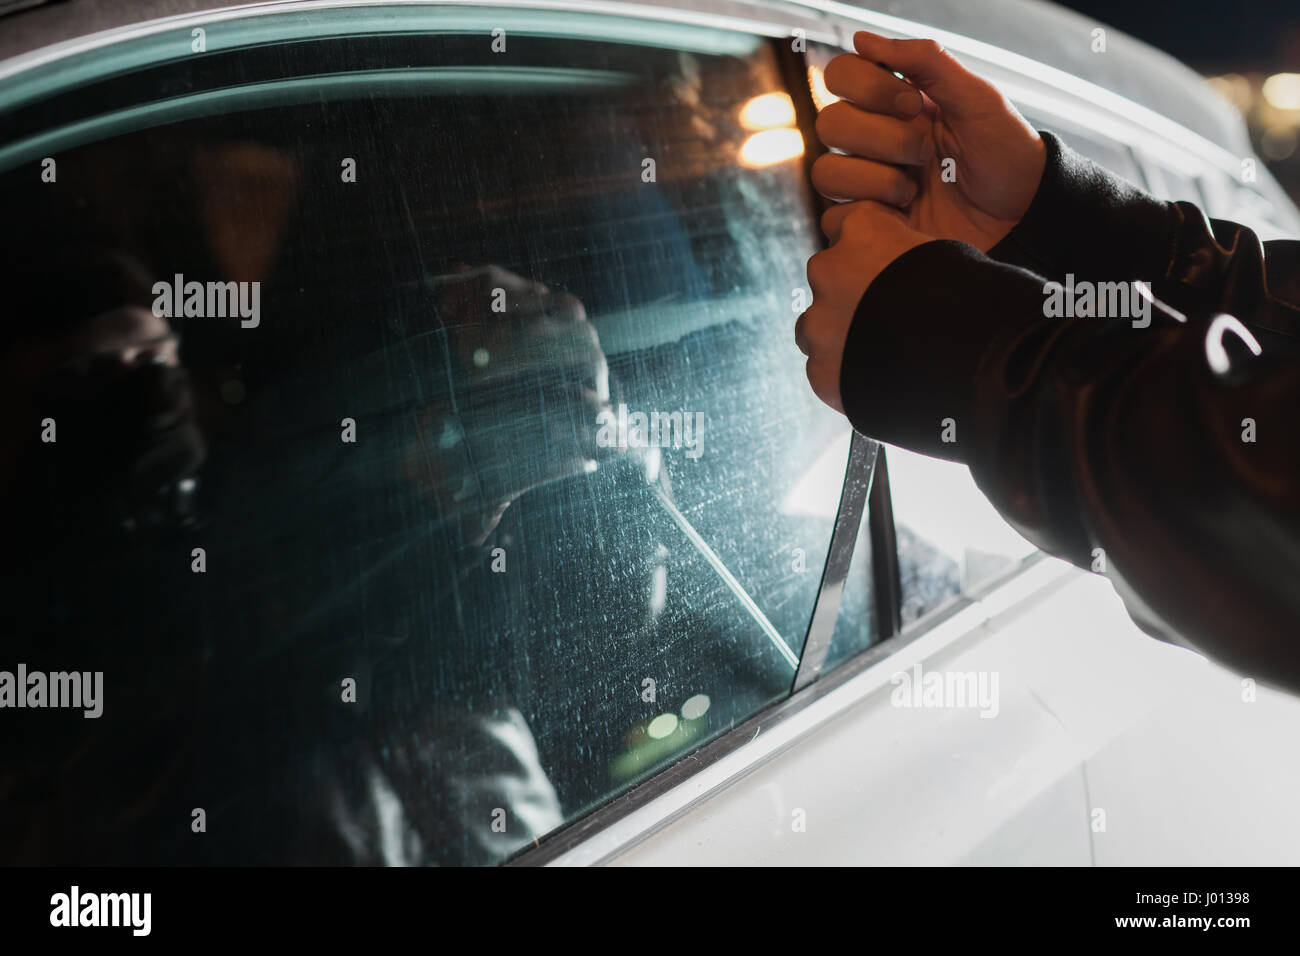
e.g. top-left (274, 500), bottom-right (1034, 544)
top-left (1, 0), bottom-right (1297, 867)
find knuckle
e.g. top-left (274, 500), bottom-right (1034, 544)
top-left (840, 206), bottom-right (877, 239)
top-left (902, 127), bottom-right (929, 161)
top-left (913, 38), bottom-right (945, 59)
top-left (886, 168), bottom-right (916, 202)
top-left (794, 312), bottom-right (810, 354)
top-left (971, 83), bottom-right (1008, 113)
top-left (805, 359), bottom-right (836, 407)
top-left (806, 251), bottom-right (831, 290)
top-left (819, 203), bottom-right (846, 236)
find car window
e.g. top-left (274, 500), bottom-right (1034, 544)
top-left (1020, 111), bottom-right (1146, 186)
top-left (0, 10), bottom-right (852, 865)
top-left (1154, 165), bottom-right (1207, 205)
top-left (887, 446), bottom-right (1038, 625)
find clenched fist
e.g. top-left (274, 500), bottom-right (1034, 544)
top-left (796, 203), bottom-right (930, 412)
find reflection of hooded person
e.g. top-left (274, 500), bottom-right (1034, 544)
top-left (0, 52), bottom-right (816, 864)
top-left (0, 248), bottom-right (206, 546)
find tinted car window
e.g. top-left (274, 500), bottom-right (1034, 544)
top-left (0, 12), bottom-right (850, 864)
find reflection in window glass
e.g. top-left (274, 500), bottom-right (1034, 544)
top-left (824, 499), bottom-right (877, 671)
top-left (0, 17), bottom-right (850, 864)
top-left (887, 446), bottom-right (1037, 625)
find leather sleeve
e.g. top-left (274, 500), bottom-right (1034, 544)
top-left (838, 133), bottom-right (1300, 692)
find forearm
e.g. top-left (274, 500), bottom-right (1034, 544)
top-left (839, 216), bottom-right (1300, 690)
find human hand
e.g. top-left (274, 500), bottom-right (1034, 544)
top-left (797, 203), bottom-right (933, 413)
top-left (812, 31), bottom-right (1046, 252)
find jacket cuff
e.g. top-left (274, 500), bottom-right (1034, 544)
top-left (989, 131), bottom-right (1182, 284)
top-left (838, 239), bottom-right (1047, 461)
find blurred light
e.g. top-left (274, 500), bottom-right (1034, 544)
top-left (1261, 125), bottom-right (1297, 161)
top-left (740, 92), bottom-right (796, 130)
top-left (1263, 73), bottom-right (1300, 111)
top-left (647, 713), bottom-right (679, 739)
top-left (740, 128), bottom-right (805, 168)
top-left (807, 64), bottom-right (841, 112)
top-left (1206, 74), bottom-right (1254, 113)
top-left (681, 694), bottom-right (711, 721)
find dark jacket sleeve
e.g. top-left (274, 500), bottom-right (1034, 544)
top-left (838, 132), bottom-right (1300, 693)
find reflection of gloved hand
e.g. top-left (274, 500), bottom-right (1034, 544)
top-left (31, 306), bottom-right (205, 531)
top-left (402, 265), bottom-right (616, 544)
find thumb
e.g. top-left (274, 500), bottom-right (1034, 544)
top-left (853, 31), bottom-right (999, 118)
top-left (821, 199), bottom-right (913, 244)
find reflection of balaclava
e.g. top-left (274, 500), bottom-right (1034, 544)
top-left (16, 247), bottom-right (207, 533)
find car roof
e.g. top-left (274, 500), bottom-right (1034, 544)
top-left (799, 0), bottom-right (1247, 153)
top-left (0, 0), bottom-right (1252, 158)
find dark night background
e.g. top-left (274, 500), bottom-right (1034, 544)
top-left (1053, 0), bottom-right (1300, 201)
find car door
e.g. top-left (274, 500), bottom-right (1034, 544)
top-left (0, 0), bottom-right (885, 865)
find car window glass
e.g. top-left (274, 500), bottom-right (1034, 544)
top-left (888, 446), bottom-right (1038, 625)
top-left (0, 12), bottom-right (850, 865)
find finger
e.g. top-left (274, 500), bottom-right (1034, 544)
top-left (821, 199), bottom-right (915, 244)
top-left (820, 201), bottom-right (870, 243)
top-left (805, 249), bottom-right (834, 299)
top-left (822, 52), bottom-right (923, 118)
top-left (815, 101), bottom-right (932, 166)
top-left (811, 153), bottom-right (917, 205)
top-left (852, 32), bottom-right (1001, 118)
top-left (794, 299), bottom-right (851, 361)
top-left (794, 308), bottom-right (812, 356)
top-left (805, 357), bottom-right (844, 414)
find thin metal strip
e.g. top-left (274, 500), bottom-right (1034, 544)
top-left (791, 431), bottom-right (877, 692)
top-left (868, 444), bottom-right (903, 640)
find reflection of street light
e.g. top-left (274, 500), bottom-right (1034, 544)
top-left (647, 713), bottom-right (679, 739)
top-left (740, 128), bottom-right (805, 168)
top-left (1263, 73), bottom-right (1300, 110)
top-left (1262, 125), bottom-right (1297, 161)
top-left (738, 90), bottom-right (803, 167)
top-left (807, 64), bottom-right (841, 112)
top-left (681, 694), bottom-right (711, 721)
top-left (1206, 73), bottom-right (1253, 113)
top-left (740, 92), bottom-right (796, 130)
